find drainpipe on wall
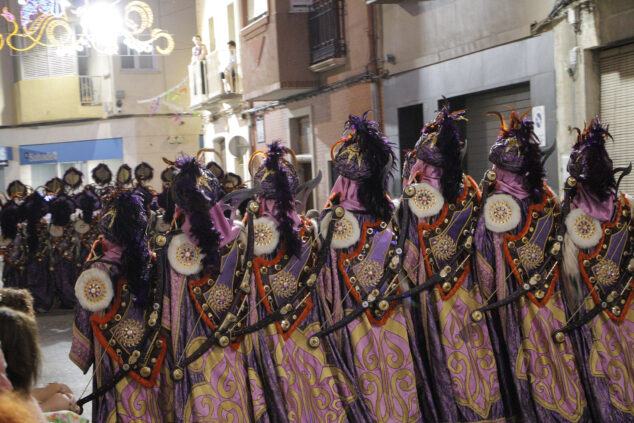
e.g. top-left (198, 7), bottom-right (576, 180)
top-left (366, 3), bottom-right (384, 128)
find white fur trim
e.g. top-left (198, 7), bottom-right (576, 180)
top-left (253, 217), bottom-right (280, 256)
top-left (155, 216), bottom-right (171, 233)
top-left (320, 209), bottom-right (361, 250)
top-left (75, 267), bottom-right (114, 312)
top-left (74, 220), bottom-right (90, 235)
top-left (484, 194), bottom-right (521, 233)
top-left (565, 208), bottom-right (602, 249)
top-left (407, 183), bottom-right (445, 218)
top-left (562, 233), bottom-right (581, 284)
top-left (49, 224), bottom-right (64, 238)
top-left (168, 233), bottom-right (204, 275)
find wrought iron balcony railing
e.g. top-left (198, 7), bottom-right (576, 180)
top-left (308, 0), bottom-right (346, 65)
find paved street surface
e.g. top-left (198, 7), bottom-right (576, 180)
top-left (37, 310), bottom-right (92, 418)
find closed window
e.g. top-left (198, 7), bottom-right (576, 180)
top-left (119, 42), bottom-right (156, 71)
top-left (246, 0), bottom-right (267, 24)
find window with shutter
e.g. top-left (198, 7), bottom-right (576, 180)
top-left (600, 44), bottom-right (634, 196)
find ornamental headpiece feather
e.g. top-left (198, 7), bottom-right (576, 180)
top-left (331, 112), bottom-right (396, 220)
top-left (171, 154), bottom-right (223, 272)
top-left (250, 141), bottom-right (301, 254)
top-left (76, 187), bottom-right (101, 224)
top-left (92, 163), bottom-right (112, 186)
top-left (157, 164), bottom-right (176, 223)
top-left (488, 109), bottom-right (545, 203)
top-left (50, 194), bottom-right (76, 227)
top-left (415, 105), bottom-right (466, 203)
top-left (99, 191), bottom-right (151, 304)
top-left (567, 117), bottom-right (616, 201)
top-left (21, 191), bottom-right (48, 252)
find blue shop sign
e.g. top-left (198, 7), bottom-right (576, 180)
top-left (19, 138), bottom-right (123, 165)
top-left (0, 147), bottom-right (13, 167)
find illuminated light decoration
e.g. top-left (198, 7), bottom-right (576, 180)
top-left (0, 0), bottom-right (174, 55)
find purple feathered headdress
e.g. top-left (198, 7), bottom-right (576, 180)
top-left (568, 117), bottom-right (616, 201)
top-left (100, 191), bottom-right (151, 304)
top-left (21, 191), bottom-right (48, 252)
top-left (333, 112), bottom-right (396, 220)
top-left (50, 194), bottom-right (76, 227)
top-left (415, 106), bottom-right (466, 203)
top-left (0, 200), bottom-right (23, 240)
top-left (172, 155), bottom-right (223, 273)
top-left (252, 142), bottom-right (301, 254)
top-left (76, 187), bottom-right (101, 224)
top-left (488, 110), bottom-right (545, 203)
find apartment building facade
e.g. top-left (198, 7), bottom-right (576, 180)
top-left (379, 0), bottom-right (560, 191)
top-left (0, 0), bottom-right (200, 191)
top-left (533, 0), bottom-right (634, 194)
top-left (239, 0), bottom-right (380, 209)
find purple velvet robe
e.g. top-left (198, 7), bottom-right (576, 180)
top-left (1, 227), bottom-right (26, 289)
top-left (318, 177), bottom-right (429, 423)
top-left (25, 221), bottom-right (54, 311)
top-left (70, 247), bottom-right (175, 422)
top-left (563, 190), bottom-right (634, 421)
top-left (166, 210), bottom-right (270, 422)
top-left (403, 165), bottom-right (506, 423)
top-left (244, 203), bottom-right (365, 423)
top-left (474, 176), bottom-right (590, 423)
top-left (49, 223), bottom-right (78, 308)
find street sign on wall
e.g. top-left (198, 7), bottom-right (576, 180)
top-left (532, 105), bottom-right (546, 147)
top-left (290, 0), bottom-right (313, 13)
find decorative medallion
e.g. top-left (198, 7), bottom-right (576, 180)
top-left (594, 259), bottom-right (619, 287)
top-left (114, 319), bottom-right (144, 348)
top-left (430, 233), bottom-right (457, 261)
top-left (320, 209), bottom-right (360, 249)
top-left (356, 260), bottom-right (383, 288)
top-left (208, 284), bottom-right (233, 314)
top-left (75, 267), bottom-right (114, 312)
top-left (74, 220), bottom-right (90, 235)
top-left (253, 217), bottom-right (279, 256)
top-left (518, 242), bottom-right (544, 271)
top-left (408, 183), bottom-right (444, 218)
top-left (49, 224), bottom-right (64, 238)
top-left (484, 194), bottom-right (521, 233)
top-left (168, 233), bottom-right (204, 275)
top-left (565, 208), bottom-right (602, 249)
top-left (271, 271), bottom-right (297, 298)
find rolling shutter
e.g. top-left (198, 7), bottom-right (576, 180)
top-left (600, 44), bottom-right (634, 196)
top-left (464, 83), bottom-right (531, 181)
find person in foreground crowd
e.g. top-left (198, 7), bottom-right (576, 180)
top-left (400, 106), bottom-right (507, 422)
top-left (70, 191), bottom-right (174, 422)
top-left (161, 152), bottom-right (268, 422)
top-left (474, 109), bottom-right (590, 422)
top-left (316, 113), bottom-right (428, 423)
top-left (558, 118), bottom-right (634, 421)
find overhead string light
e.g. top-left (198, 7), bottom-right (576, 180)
top-left (0, 0), bottom-right (174, 55)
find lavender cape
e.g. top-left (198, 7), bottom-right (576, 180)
top-left (244, 199), bottom-right (364, 423)
top-left (474, 168), bottom-right (590, 422)
top-left (402, 161), bottom-right (506, 423)
top-left (563, 186), bottom-right (634, 421)
top-left (318, 176), bottom-right (427, 423)
top-left (166, 205), bottom-right (269, 422)
top-left (70, 241), bottom-right (175, 422)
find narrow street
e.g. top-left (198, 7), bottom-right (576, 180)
top-left (37, 311), bottom-right (92, 418)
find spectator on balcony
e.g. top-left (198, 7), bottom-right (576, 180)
top-left (221, 40), bottom-right (237, 93)
top-left (190, 35), bottom-right (208, 63)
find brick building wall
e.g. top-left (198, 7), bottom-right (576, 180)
top-left (256, 82), bottom-right (373, 208)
